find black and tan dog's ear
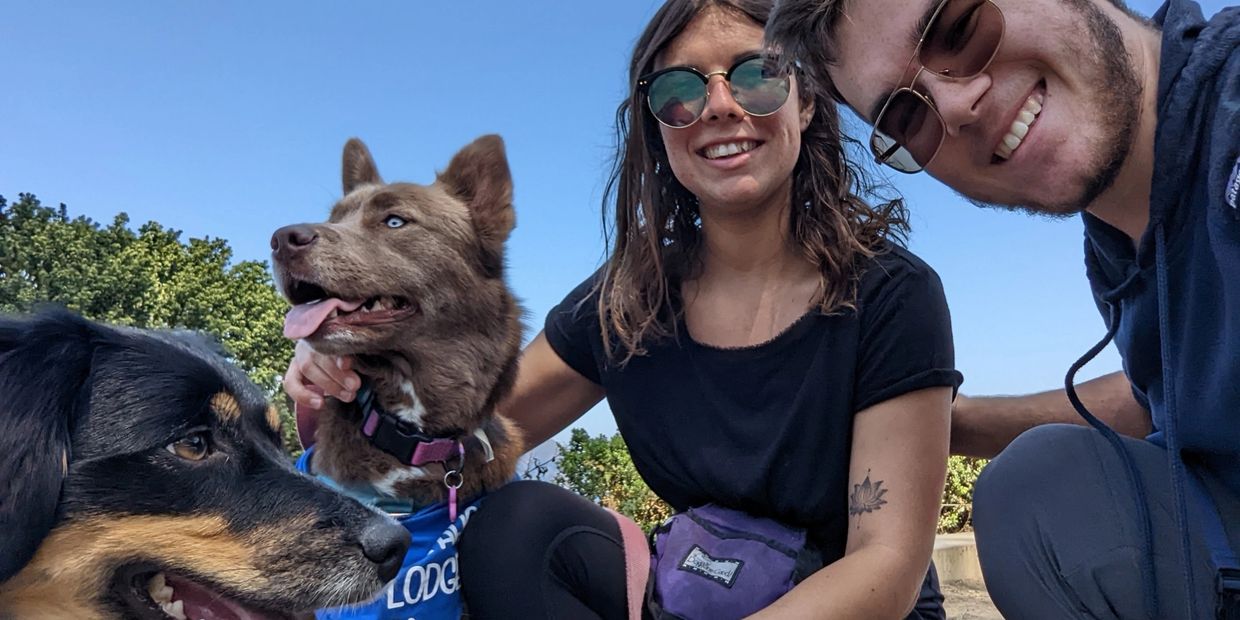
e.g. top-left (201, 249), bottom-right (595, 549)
top-left (0, 310), bottom-right (95, 583)
top-left (438, 134), bottom-right (516, 249)
top-left (342, 137), bottom-right (383, 195)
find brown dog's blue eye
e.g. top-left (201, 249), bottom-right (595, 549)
top-left (166, 432), bottom-right (211, 461)
top-left (385, 215), bottom-right (407, 229)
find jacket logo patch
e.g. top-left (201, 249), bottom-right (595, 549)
top-left (678, 545), bottom-right (744, 587)
top-left (1227, 156), bottom-right (1240, 210)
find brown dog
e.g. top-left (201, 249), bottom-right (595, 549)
top-left (271, 136), bottom-right (523, 511)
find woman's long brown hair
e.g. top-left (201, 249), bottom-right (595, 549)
top-left (597, 0), bottom-right (908, 363)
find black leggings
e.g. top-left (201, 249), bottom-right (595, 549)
top-left (459, 480), bottom-right (947, 620)
top-left (459, 480), bottom-right (629, 619)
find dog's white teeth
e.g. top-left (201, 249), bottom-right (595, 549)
top-left (161, 599), bottom-right (187, 620)
top-left (147, 572), bottom-right (174, 605)
top-left (147, 572), bottom-right (165, 594)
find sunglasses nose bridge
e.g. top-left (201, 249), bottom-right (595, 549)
top-left (920, 70), bottom-right (991, 137)
top-left (699, 73), bottom-right (745, 121)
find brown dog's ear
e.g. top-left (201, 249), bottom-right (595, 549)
top-left (342, 138), bottom-right (382, 195)
top-left (0, 309), bottom-right (95, 584)
top-left (437, 134), bottom-right (516, 250)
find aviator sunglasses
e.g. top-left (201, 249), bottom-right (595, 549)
top-left (871, 0), bottom-right (1005, 173)
top-left (638, 53), bottom-right (793, 129)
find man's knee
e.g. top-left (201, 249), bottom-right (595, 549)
top-left (973, 425), bottom-right (1101, 584)
top-left (971, 424), bottom-right (1161, 618)
top-left (975, 424), bottom-right (1097, 523)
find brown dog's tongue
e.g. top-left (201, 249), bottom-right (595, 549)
top-left (283, 298), bottom-right (364, 339)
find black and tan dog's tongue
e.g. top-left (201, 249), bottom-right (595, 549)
top-left (283, 299), bottom-right (364, 339)
top-left (165, 574), bottom-right (288, 620)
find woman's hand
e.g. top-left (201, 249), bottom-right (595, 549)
top-left (282, 340), bottom-right (360, 410)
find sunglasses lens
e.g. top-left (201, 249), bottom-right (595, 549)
top-left (921, 0), bottom-right (1004, 77)
top-left (871, 133), bottom-right (923, 173)
top-left (648, 70), bottom-right (707, 127)
top-left (730, 57), bottom-right (791, 116)
top-left (874, 90), bottom-right (943, 172)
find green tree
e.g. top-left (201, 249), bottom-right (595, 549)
top-left (555, 428), bottom-right (673, 531)
top-left (939, 456), bottom-right (987, 533)
top-left (0, 193), bottom-right (299, 450)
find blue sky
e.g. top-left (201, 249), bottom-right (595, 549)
top-left (1, 1), bottom-right (1227, 444)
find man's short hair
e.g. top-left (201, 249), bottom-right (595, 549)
top-left (765, 0), bottom-right (1141, 105)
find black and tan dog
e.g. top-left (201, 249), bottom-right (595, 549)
top-left (270, 135), bottom-right (523, 516)
top-left (0, 310), bottom-right (411, 619)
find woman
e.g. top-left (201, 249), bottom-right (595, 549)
top-left (285, 1), bottom-right (959, 617)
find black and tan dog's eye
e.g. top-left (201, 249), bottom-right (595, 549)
top-left (384, 215), bottom-right (407, 229)
top-left (166, 432), bottom-right (211, 461)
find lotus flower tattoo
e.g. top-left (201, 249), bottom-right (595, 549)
top-left (848, 470), bottom-right (888, 526)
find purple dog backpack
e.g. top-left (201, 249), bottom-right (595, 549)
top-left (646, 504), bottom-right (821, 620)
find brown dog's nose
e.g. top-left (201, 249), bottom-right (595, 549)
top-left (271, 225), bottom-right (319, 257)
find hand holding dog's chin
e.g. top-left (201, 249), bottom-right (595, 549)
top-left (284, 340), bottom-right (359, 409)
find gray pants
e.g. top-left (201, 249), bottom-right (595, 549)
top-left (973, 424), bottom-right (1239, 619)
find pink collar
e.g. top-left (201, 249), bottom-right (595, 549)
top-left (360, 407), bottom-right (463, 466)
top-left (354, 380), bottom-right (465, 466)
top-left (356, 379), bottom-right (468, 521)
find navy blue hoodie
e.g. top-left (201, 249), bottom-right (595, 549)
top-left (1082, 0), bottom-right (1239, 501)
top-left (1080, 1), bottom-right (1239, 612)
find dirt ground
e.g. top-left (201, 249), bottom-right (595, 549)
top-left (942, 581), bottom-right (1002, 620)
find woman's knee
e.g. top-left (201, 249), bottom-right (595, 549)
top-left (462, 481), bottom-right (554, 545)
top-left (459, 481), bottom-right (615, 572)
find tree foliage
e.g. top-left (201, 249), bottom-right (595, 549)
top-left (555, 428), bottom-right (673, 531)
top-left (0, 193), bottom-right (298, 448)
top-left (939, 455), bottom-right (987, 533)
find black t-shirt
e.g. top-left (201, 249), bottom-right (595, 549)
top-left (545, 243), bottom-right (962, 561)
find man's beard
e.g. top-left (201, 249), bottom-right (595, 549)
top-left (971, 0), bottom-right (1142, 218)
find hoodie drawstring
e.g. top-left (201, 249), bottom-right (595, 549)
top-left (1064, 293), bottom-right (1159, 617)
top-left (1155, 222), bottom-right (1200, 619)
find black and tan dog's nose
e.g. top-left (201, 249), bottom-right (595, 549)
top-left (359, 518), bottom-right (410, 583)
top-left (271, 225), bottom-right (319, 259)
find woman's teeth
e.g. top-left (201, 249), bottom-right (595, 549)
top-left (703, 141), bottom-right (757, 160)
top-left (995, 93), bottom-right (1044, 160)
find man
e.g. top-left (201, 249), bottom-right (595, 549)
top-left (766, 0), bottom-right (1239, 618)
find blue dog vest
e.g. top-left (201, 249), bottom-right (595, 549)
top-left (296, 448), bottom-right (484, 619)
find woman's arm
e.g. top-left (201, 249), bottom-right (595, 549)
top-left (503, 331), bottom-right (605, 447)
top-left (748, 386), bottom-right (951, 620)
